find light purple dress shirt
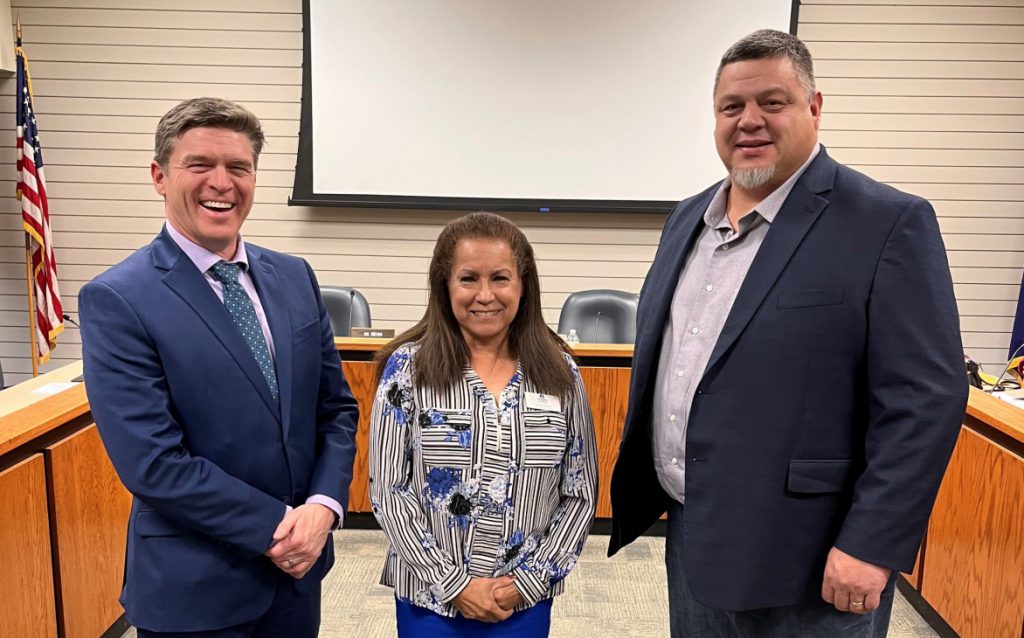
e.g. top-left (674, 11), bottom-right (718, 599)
top-left (165, 222), bottom-right (343, 528)
top-left (651, 145), bottom-right (821, 505)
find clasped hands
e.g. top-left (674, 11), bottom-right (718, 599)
top-left (453, 575), bottom-right (523, 622)
top-left (822, 546), bottom-right (892, 615)
top-left (265, 503), bottom-right (336, 579)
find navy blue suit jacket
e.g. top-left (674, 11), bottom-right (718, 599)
top-left (608, 148), bottom-right (968, 610)
top-left (80, 230), bottom-right (359, 632)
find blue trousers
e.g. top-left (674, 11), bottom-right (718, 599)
top-left (666, 502), bottom-right (896, 638)
top-left (136, 577), bottom-right (320, 638)
top-left (395, 597), bottom-right (553, 637)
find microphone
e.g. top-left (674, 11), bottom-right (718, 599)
top-left (62, 312), bottom-right (80, 328)
top-left (345, 289), bottom-right (356, 337)
top-left (987, 340), bottom-right (1024, 393)
top-left (593, 311), bottom-right (602, 344)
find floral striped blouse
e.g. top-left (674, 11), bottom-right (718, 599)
top-left (369, 341), bottom-right (598, 617)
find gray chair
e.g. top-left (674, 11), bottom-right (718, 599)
top-left (557, 289), bottom-right (639, 344)
top-left (0, 357), bottom-right (5, 390)
top-left (320, 286), bottom-right (372, 337)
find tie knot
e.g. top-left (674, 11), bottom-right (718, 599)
top-left (210, 261), bottom-right (241, 284)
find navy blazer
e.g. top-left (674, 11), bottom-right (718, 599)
top-left (608, 148), bottom-right (968, 610)
top-left (80, 230), bottom-right (359, 632)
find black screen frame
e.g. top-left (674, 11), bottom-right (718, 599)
top-left (290, 0), bottom-right (802, 213)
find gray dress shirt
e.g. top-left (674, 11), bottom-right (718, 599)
top-left (652, 145), bottom-right (820, 504)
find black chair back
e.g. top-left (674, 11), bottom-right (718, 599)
top-left (320, 286), bottom-right (372, 337)
top-left (556, 289), bottom-right (639, 344)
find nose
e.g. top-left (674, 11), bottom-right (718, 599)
top-left (475, 281), bottom-right (495, 304)
top-left (737, 103), bottom-right (765, 131)
top-left (207, 165), bottom-right (233, 191)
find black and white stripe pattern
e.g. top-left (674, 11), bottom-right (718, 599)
top-left (369, 342), bottom-right (598, 618)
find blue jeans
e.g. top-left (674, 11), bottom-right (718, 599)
top-left (666, 502), bottom-right (896, 638)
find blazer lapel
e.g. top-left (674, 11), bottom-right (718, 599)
top-left (703, 151), bottom-right (837, 376)
top-left (152, 231), bottom-right (282, 421)
top-left (248, 248), bottom-right (293, 437)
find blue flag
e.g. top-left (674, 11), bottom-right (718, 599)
top-left (1010, 270), bottom-right (1024, 358)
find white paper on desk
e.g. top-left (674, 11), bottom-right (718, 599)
top-left (994, 393), bottom-right (1024, 408)
top-left (31, 382), bottom-right (77, 396)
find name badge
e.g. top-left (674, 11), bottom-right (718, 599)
top-left (524, 392), bottom-right (561, 412)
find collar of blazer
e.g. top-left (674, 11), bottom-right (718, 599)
top-left (636, 147), bottom-right (839, 392)
top-left (150, 228), bottom-right (287, 424)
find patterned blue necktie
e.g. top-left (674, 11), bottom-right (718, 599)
top-left (209, 261), bottom-right (279, 402)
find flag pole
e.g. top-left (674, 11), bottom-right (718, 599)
top-left (16, 16), bottom-right (38, 377)
top-left (24, 234), bottom-right (39, 377)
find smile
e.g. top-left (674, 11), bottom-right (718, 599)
top-left (470, 310), bottom-right (502, 317)
top-left (201, 200), bottom-right (235, 211)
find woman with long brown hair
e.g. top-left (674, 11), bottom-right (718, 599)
top-left (369, 212), bottom-right (597, 637)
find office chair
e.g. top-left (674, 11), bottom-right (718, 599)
top-left (0, 357), bottom-right (5, 390)
top-left (556, 289), bottom-right (639, 344)
top-left (320, 286), bottom-right (372, 337)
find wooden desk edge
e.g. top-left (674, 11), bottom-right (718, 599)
top-left (0, 384), bottom-right (91, 458)
top-left (966, 386), bottom-right (1024, 444)
top-left (334, 337), bottom-right (634, 358)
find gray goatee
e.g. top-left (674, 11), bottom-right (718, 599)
top-left (731, 165), bottom-right (776, 190)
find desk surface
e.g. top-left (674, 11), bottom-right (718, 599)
top-left (0, 362), bottom-right (88, 457)
top-left (966, 386), bottom-right (1024, 442)
top-left (334, 337), bottom-right (634, 359)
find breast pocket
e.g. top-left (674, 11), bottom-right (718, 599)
top-left (419, 409), bottom-right (474, 468)
top-left (521, 410), bottom-right (568, 468)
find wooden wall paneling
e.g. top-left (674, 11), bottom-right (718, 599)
top-left (0, 454), bottom-right (57, 638)
top-left (919, 426), bottom-right (1024, 638)
top-left (578, 366), bottom-right (631, 518)
top-left (341, 359), bottom-right (376, 514)
top-left (45, 424), bottom-right (131, 638)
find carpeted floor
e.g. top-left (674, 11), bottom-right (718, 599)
top-left (122, 529), bottom-right (938, 637)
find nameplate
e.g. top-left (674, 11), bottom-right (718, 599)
top-left (350, 328), bottom-right (395, 339)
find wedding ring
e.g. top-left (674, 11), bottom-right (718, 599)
top-left (850, 601), bottom-right (865, 608)
top-left (287, 559), bottom-right (294, 568)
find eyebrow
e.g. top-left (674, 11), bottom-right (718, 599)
top-left (179, 154), bottom-right (254, 168)
top-left (717, 87), bottom-right (792, 104)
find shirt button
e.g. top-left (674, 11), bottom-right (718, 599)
top-left (690, 327), bottom-right (699, 335)
top-left (720, 244), bottom-right (729, 251)
top-left (677, 369), bottom-right (684, 377)
top-left (669, 414), bottom-right (677, 422)
top-left (670, 457), bottom-right (678, 465)
top-left (705, 284), bottom-right (714, 292)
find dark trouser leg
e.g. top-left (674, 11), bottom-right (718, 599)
top-left (665, 501), bottom-right (736, 638)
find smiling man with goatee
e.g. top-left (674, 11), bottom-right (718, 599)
top-left (79, 97), bottom-right (359, 637)
top-left (608, 30), bottom-right (968, 637)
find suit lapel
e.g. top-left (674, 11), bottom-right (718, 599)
top-left (152, 231), bottom-right (282, 421)
top-left (703, 151), bottom-right (837, 376)
top-left (248, 247), bottom-right (293, 437)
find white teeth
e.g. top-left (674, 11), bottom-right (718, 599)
top-left (202, 201), bottom-right (233, 210)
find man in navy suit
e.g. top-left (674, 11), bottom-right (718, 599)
top-left (80, 98), bottom-right (359, 637)
top-left (608, 30), bottom-right (967, 636)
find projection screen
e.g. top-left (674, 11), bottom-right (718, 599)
top-left (292, 1), bottom-right (798, 213)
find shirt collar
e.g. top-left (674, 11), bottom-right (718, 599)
top-left (703, 142), bottom-right (821, 228)
top-left (164, 221), bottom-right (249, 274)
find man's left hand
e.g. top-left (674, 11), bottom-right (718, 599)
top-left (266, 503), bottom-right (336, 579)
top-left (821, 546), bottom-right (891, 614)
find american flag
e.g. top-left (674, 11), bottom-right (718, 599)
top-left (17, 39), bottom-right (64, 365)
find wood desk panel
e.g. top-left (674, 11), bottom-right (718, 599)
top-left (920, 426), bottom-right (1024, 638)
top-left (45, 424), bottom-right (132, 638)
top-left (0, 454), bottom-right (57, 638)
top-left (578, 366), bottom-right (631, 519)
top-left (342, 360), bottom-right (376, 514)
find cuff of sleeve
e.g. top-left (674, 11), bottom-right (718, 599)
top-left (306, 494), bottom-right (344, 530)
top-left (434, 567), bottom-right (473, 604)
top-left (513, 566), bottom-right (547, 606)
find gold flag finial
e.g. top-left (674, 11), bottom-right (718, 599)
top-left (15, 15), bottom-right (22, 45)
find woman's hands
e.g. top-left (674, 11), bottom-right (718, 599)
top-left (453, 576), bottom-right (518, 622)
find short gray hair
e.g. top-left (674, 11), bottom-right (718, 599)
top-left (154, 97), bottom-right (266, 170)
top-left (714, 29), bottom-right (816, 100)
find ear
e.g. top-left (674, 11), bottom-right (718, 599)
top-left (151, 161), bottom-right (168, 197)
top-left (810, 91), bottom-right (823, 130)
